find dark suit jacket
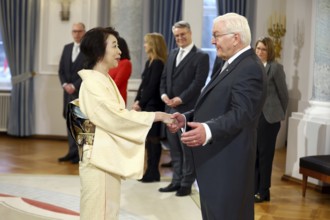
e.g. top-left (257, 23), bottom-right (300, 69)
top-left (185, 48), bottom-right (267, 220)
top-left (58, 43), bottom-right (85, 118)
top-left (160, 45), bottom-right (209, 113)
top-left (262, 61), bottom-right (288, 123)
top-left (135, 59), bottom-right (165, 137)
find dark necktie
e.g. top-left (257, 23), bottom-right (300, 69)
top-left (220, 61), bottom-right (229, 74)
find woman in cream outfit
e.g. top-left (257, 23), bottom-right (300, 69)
top-left (78, 27), bottom-right (173, 220)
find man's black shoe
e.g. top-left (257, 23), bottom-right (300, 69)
top-left (254, 192), bottom-right (270, 203)
top-left (175, 187), bottom-right (191, 196)
top-left (159, 183), bottom-right (180, 192)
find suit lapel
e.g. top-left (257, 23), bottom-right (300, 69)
top-left (196, 49), bottom-right (255, 105)
top-left (174, 46), bottom-right (197, 75)
top-left (210, 59), bottom-right (225, 78)
top-left (74, 52), bottom-right (82, 62)
top-left (167, 49), bottom-right (179, 92)
top-left (169, 48), bottom-right (179, 72)
top-left (177, 46), bottom-right (196, 67)
top-left (198, 62), bottom-right (230, 101)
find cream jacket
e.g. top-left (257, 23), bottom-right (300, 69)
top-left (78, 69), bottom-right (155, 179)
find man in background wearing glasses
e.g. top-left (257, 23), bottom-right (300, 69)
top-left (159, 20), bottom-right (209, 197)
top-left (58, 22), bottom-right (86, 164)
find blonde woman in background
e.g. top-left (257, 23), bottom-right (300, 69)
top-left (132, 33), bottom-right (168, 182)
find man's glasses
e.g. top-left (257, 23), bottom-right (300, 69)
top-left (174, 32), bottom-right (189, 39)
top-left (72, 30), bottom-right (84, 33)
top-left (212, 32), bottom-right (235, 40)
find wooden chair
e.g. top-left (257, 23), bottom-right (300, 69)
top-left (299, 155), bottom-right (330, 197)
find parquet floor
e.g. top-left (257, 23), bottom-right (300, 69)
top-left (0, 133), bottom-right (329, 219)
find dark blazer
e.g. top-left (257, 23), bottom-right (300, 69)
top-left (58, 43), bottom-right (85, 118)
top-left (136, 59), bottom-right (164, 111)
top-left (185, 49), bottom-right (267, 220)
top-left (160, 45), bottom-right (209, 113)
top-left (262, 61), bottom-right (288, 123)
top-left (135, 59), bottom-right (165, 137)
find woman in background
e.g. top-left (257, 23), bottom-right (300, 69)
top-left (78, 27), bottom-right (173, 219)
top-left (108, 36), bottom-right (132, 105)
top-left (254, 37), bottom-right (289, 203)
top-left (132, 33), bottom-right (168, 182)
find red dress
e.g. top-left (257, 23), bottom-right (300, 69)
top-left (108, 59), bottom-right (132, 104)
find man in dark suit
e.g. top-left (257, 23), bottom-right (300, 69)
top-left (168, 13), bottom-right (267, 219)
top-left (58, 22), bottom-right (86, 164)
top-left (159, 21), bottom-right (209, 196)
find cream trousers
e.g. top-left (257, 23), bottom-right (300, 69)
top-left (79, 144), bottom-right (121, 220)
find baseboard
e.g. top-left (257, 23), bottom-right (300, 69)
top-left (31, 135), bottom-right (67, 140)
top-left (282, 174), bottom-right (330, 194)
top-left (0, 132), bottom-right (67, 141)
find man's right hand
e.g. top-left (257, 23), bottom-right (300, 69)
top-left (167, 112), bottom-right (185, 133)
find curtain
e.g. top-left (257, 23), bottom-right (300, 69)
top-left (0, 0), bottom-right (39, 136)
top-left (149, 0), bottom-right (182, 51)
top-left (216, 0), bottom-right (246, 15)
top-left (98, 0), bottom-right (110, 27)
top-left (215, 0), bottom-right (256, 43)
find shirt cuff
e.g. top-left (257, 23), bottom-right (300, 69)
top-left (180, 114), bottom-right (187, 133)
top-left (161, 94), bottom-right (167, 100)
top-left (202, 123), bottom-right (211, 146)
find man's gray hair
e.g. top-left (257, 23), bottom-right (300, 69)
top-left (172, 21), bottom-right (191, 31)
top-left (214, 13), bottom-right (251, 46)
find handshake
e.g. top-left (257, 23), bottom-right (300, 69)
top-left (156, 112), bottom-right (206, 148)
top-left (155, 112), bottom-right (185, 134)
top-left (162, 117), bottom-right (177, 125)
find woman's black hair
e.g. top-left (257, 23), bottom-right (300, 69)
top-left (80, 27), bottom-right (119, 69)
top-left (117, 36), bottom-right (130, 60)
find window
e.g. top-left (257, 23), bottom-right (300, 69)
top-left (202, 0), bottom-right (217, 83)
top-left (0, 31), bottom-right (11, 91)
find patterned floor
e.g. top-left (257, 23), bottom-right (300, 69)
top-left (0, 174), bottom-right (201, 220)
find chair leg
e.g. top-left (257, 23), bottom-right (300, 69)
top-left (302, 175), bottom-right (307, 197)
